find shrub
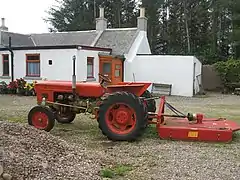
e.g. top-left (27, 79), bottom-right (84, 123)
top-left (0, 78), bottom-right (37, 96)
top-left (24, 81), bottom-right (36, 96)
top-left (16, 78), bottom-right (27, 95)
top-left (0, 81), bottom-right (8, 94)
top-left (214, 59), bottom-right (240, 91)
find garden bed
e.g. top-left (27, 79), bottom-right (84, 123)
top-left (0, 78), bottom-right (36, 96)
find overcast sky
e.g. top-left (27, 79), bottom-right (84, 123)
top-left (0, 0), bottom-right (59, 34)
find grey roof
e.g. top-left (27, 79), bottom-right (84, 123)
top-left (95, 28), bottom-right (138, 54)
top-left (30, 30), bottom-right (98, 46)
top-left (0, 28), bottom-right (139, 55)
top-left (0, 31), bottom-right (34, 47)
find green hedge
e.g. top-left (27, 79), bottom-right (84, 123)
top-left (214, 59), bottom-right (240, 91)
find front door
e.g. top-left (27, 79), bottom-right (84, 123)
top-left (99, 55), bottom-right (123, 84)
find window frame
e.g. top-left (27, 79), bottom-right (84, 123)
top-left (26, 54), bottom-right (40, 77)
top-left (87, 57), bottom-right (94, 78)
top-left (2, 54), bottom-right (9, 76)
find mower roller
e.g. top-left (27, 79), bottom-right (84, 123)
top-left (27, 56), bottom-right (240, 142)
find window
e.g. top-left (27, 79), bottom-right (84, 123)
top-left (87, 57), bottom-right (94, 78)
top-left (2, 54), bottom-right (9, 76)
top-left (115, 64), bottom-right (121, 77)
top-left (103, 62), bottom-right (111, 74)
top-left (48, 60), bottom-right (52, 65)
top-left (26, 54), bottom-right (40, 77)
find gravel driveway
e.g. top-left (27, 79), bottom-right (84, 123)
top-left (0, 93), bottom-right (240, 180)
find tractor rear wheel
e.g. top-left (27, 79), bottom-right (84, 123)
top-left (28, 106), bottom-right (55, 132)
top-left (141, 90), bottom-right (156, 120)
top-left (98, 91), bottom-right (147, 141)
top-left (141, 90), bottom-right (156, 113)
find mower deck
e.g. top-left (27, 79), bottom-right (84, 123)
top-left (149, 96), bottom-right (240, 143)
top-left (157, 117), bottom-right (240, 142)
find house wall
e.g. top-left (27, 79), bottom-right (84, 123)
top-left (0, 49), bottom-right (78, 83)
top-left (124, 31), bottom-right (151, 82)
top-left (77, 49), bottom-right (110, 82)
top-left (129, 55), bottom-right (196, 97)
top-left (0, 48), bottom-right (108, 84)
top-left (136, 31), bottom-right (151, 55)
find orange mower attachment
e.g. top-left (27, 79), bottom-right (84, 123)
top-left (148, 96), bottom-right (240, 143)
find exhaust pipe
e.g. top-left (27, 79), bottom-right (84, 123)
top-left (72, 55), bottom-right (76, 98)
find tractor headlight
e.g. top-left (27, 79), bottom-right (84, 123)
top-left (41, 97), bottom-right (46, 106)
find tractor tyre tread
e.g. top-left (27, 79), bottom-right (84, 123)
top-left (28, 106), bottom-right (55, 132)
top-left (98, 91), bottom-right (147, 141)
top-left (141, 90), bottom-right (156, 113)
top-left (141, 99), bottom-right (149, 128)
top-left (141, 90), bottom-right (156, 121)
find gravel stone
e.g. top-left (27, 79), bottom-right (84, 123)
top-left (0, 165), bottom-right (3, 176)
top-left (0, 121), bottom-right (101, 180)
top-left (2, 173), bottom-right (12, 180)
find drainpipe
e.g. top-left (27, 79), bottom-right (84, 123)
top-left (9, 37), bottom-right (14, 82)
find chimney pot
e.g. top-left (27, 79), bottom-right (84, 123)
top-left (140, 7), bottom-right (145, 17)
top-left (0, 17), bottom-right (8, 31)
top-left (137, 7), bottom-right (148, 32)
top-left (1, 18), bottom-right (5, 26)
top-left (96, 7), bottom-right (107, 32)
top-left (99, 7), bottom-right (104, 18)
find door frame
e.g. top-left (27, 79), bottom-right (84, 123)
top-left (193, 62), bottom-right (196, 96)
top-left (98, 54), bottom-right (125, 83)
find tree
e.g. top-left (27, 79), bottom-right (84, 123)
top-left (232, 0), bottom-right (240, 59)
top-left (45, 0), bottom-right (138, 31)
top-left (44, 0), bottom-right (240, 63)
top-left (140, 0), bottom-right (164, 54)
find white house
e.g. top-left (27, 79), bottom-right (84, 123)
top-left (0, 7), bottom-right (202, 97)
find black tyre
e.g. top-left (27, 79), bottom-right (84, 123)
top-left (142, 100), bottom-right (149, 128)
top-left (98, 91), bottom-right (147, 141)
top-left (141, 90), bottom-right (156, 113)
top-left (55, 111), bottom-right (76, 124)
top-left (141, 90), bottom-right (156, 121)
top-left (28, 106), bottom-right (55, 132)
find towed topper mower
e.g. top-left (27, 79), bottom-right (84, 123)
top-left (27, 56), bottom-right (240, 142)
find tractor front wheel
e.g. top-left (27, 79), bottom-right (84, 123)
top-left (98, 92), bottom-right (147, 141)
top-left (28, 106), bottom-right (55, 132)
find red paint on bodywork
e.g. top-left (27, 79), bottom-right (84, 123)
top-left (107, 82), bottom-right (151, 97)
top-left (34, 80), bottom-right (151, 102)
top-left (34, 80), bottom-right (106, 102)
top-left (150, 96), bottom-right (240, 142)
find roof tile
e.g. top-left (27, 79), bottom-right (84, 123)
top-left (95, 28), bottom-right (138, 54)
top-left (0, 31), bottom-right (34, 47)
top-left (30, 31), bottom-right (98, 46)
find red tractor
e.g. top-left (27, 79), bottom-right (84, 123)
top-left (28, 57), bottom-right (240, 142)
top-left (28, 74), bottom-right (156, 141)
top-left (27, 56), bottom-right (157, 141)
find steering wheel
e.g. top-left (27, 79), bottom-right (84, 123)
top-left (98, 73), bottom-right (112, 83)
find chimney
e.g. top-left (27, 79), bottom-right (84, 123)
top-left (137, 7), bottom-right (148, 31)
top-left (0, 18), bottom-right (8, 31)
top-left (96, 7), bottom-right (107, 32)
